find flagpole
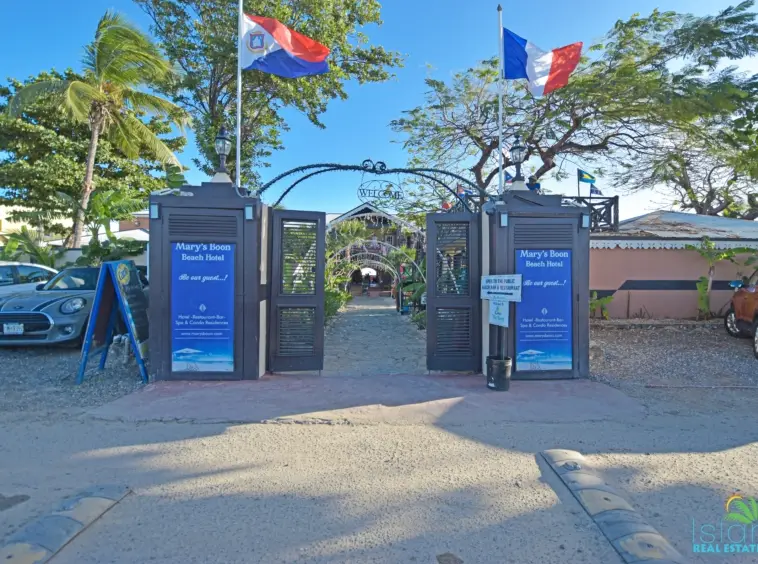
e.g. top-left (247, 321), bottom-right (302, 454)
top-left (497, 5), bottom-right (504, 197)
top-left (236, 0), bottom-right (243, 192)
top-left (577, 170), bottom-right (580, 198)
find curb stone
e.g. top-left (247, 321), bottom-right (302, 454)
top-left (0, 485), bottom-right (130, 564)
top-left (540, 450), bottom-right (690, 564)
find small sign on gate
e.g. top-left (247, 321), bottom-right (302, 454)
top-left (488, 298), bottom-right (509, 328)
top-left (480, 274), bottom-right (522, 301)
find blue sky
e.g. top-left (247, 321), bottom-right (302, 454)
top-left (0, 0), bottom-right (748, 218)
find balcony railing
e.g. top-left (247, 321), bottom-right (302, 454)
top-left (563, 196), bottom-right (619, 232)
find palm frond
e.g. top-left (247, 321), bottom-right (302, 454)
top-left (90, 11), bottom-right (175, 86)
top-left (123, 90), bottom-right (189, 129)
top-left (110, 112), bottom-right (180, 164)
top-left (64, 80), bottom-right (102, 122)
top-left (7, 80), bottom-right (70, 117)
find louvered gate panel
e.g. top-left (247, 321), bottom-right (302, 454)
top-left (513, 223), bottom-right (573, 246)
top-left (426, 213), bottom-right (480, 371)
top-left (169, 215), bottom-right (238, 238)
top-left (269, 210), bottom-right (325, 372)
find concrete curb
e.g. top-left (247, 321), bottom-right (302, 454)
top-left (540, 450), bottom-right (690, 564)
top-left (0, 485), bottom-right (130, 564)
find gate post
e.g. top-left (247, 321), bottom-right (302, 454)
top-left (488, 192), bottom-right (590, 379)
top-left (480, 207), bottom-right (490, 376)
top-left (148, 181), bottom-right (267, 381)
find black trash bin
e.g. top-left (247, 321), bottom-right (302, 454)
top-left (486, 355), bottom-right (512, 391)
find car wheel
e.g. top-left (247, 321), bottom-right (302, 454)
top-left (725, 307), bottom-right (745, 338)
top-left (753, 321), bottom-right (758, 360)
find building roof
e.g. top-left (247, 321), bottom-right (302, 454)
top-left (591, 210), bottom-right (758, 250)
top-left (614, 210), bottom-right (758, 239)
top-left (326, 202), bottom-right (422, 233)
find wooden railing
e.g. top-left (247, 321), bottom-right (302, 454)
top-left (563, 196), bottom-right (619, 232)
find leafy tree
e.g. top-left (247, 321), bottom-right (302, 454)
top-left (136, 0), bottom-right (403, 187)
top-left (686, 236), bottom-right (752, 318)
top-left (0, 69), bottom-right (186, 243)
top-left (610, 121), bottom-right (758, 219)
top-left (391, 3), bottom-right (758, 205)
top-left (6, 11), bottom-right (187, 247)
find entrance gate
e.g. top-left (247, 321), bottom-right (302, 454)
top-left (426, 212), bottom-right (481, 371)
top-left (260, 159), bottom-right (484, 375)
top-left (268, 210), bottom-right (326, 372)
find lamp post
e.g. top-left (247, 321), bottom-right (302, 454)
top-left (509, 134), bottom-right (528, 191)
top-left (211, 126), bottom-right (233, 184)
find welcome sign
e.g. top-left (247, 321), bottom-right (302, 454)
top-left (171, 242), bottom-right (235, 372)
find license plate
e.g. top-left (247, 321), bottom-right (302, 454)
top-left (3, 323), bottom-right (24, 335)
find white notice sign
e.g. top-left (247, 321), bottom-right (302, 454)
top-left (489, 298), bottom-right (509, 327)
top-left (481, 274), bottom-right (522, 301)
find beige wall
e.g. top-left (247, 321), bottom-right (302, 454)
top-left (590, 247), bottom-right (749, 319)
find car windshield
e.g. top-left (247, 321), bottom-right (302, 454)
top-left (44, 268), bottom-right (99, 291)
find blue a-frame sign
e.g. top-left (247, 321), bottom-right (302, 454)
top-left (76, 261), bottom-right (150, 384)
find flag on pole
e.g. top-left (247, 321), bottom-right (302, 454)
top-left (505, 171), bottom-right (514, 183)
top-left (590, 184), bottom-right (603, 196)
top-left (577, 169), bottom-right (596, 183)
top-left (502, 27), bottom-right (582, 96)
top-left (239, 14), bottom-right (330, 78)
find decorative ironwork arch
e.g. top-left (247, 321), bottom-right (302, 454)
top-left (257, 159), bottom-right (484, 212)
top-left (331, 239), bottom-right (426, 283)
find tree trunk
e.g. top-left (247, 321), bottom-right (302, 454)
top-left (707, 264), bottom-right (715, 317)
top-left (71, 121), bottom-right (102, 248)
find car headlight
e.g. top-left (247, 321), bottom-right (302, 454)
top-left (60, 297), bottom-right (86, 314)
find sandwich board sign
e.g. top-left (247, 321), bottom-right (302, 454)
top-left (76, 260), bottom-right (149, 384)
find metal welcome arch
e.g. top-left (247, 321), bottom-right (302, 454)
top-left (257, 159), bottom-right (484, 212)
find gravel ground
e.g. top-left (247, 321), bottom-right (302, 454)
top-left (590, 322), bottom-right (758, 416)
top-left (1, 319), bottom-right (754, 422)
top-left (0, 345), bottom-right (144, 422)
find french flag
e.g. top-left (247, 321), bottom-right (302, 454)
top-left (502, 28), bottom-right (582, 96)
top-left (239, 14), bottom-right (330, 78)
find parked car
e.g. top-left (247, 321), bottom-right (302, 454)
top-left (0, 265), bottom-right (148, 346)
top-left (0, 261), bottom-right (58, 297)
top-left (724, 273), bottom-right (758, 358)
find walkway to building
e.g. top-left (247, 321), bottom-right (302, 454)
top-left (322, 296), bottom-right (427, 376)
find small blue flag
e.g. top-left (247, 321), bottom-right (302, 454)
top-left (505, 171), bottom-right (514, 183)
top-left (590, 184), bottom-right (603, 196)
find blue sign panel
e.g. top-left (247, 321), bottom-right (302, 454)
top-left (171, 243), bottom-right (235, 372)
top-left (514, 249), bottom-right (573, 371)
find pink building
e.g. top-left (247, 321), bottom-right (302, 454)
top-left (589, 211), bottom-right (758, 319)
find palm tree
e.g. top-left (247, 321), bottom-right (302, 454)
top-left (7, 11), bottom-right (186, 247)
top-left (5, 227), bottom-right (66, 268)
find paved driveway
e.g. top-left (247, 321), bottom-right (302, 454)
top-left (2, 301), bottom-right (758, 563)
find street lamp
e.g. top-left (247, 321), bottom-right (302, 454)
top-left (214, 126), bottom-right (232, 173)
top-left (510, 134), bottom-right (527, 181)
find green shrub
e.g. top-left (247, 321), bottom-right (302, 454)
top-left (325, 289), bottom-right (351, 324)
top-left (590, 291), bottom-right (614, 319)
top-left (410, 310), bottom-right (426, 330)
